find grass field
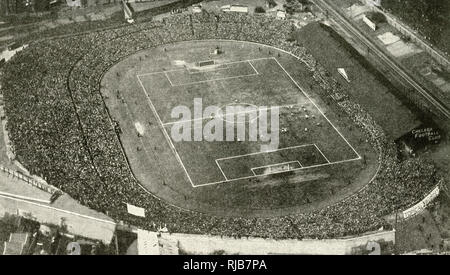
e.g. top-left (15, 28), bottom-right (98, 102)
top-left (101, 40), bottom-right (378, 217)
top-left (296, 23), bottom-right (421, 139)
top-left (136, 56), bottom-right (360, 186)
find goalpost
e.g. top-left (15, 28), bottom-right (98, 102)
top-left (196, 60), bottom-right (215, 67)
top-left (252, 161), bottom-right (302, 176)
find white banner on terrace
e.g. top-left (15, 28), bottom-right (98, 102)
top-left (338, 68), bottom-right (350, 82)
top-left (126, 203), bottom-right (146, 217)
top-left (402, 186), bottom-right (440, 219)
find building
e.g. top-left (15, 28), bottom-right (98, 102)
top-left (276, 10), bottom-right (286, 20)
top-left (66, 0), bottom-right (81, 7)
top-left (222, 4), bottom-right (248, 13)
top-left (230, 4), bottom-right (248, 13)
top-left (192, 5), bottom-right (201, 13)
top-left (396, 124), bottom-right (442, 156)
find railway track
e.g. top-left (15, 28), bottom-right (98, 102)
top-left (311, 0), bottom-right (450, 119)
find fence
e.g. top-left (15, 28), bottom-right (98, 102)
top-left (0, 165), bottom-right (60, 195)
top-left (160, 229), bottom-right (396, 255)
top-left (401, 185), bottom-right (440, 220)
top-left (385, 184), bottom-right (442, 224)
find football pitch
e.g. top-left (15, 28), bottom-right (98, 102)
top-left (101, 40), bottom-right (378, 215)
top-left (136, 56), bottom-right (361, 187)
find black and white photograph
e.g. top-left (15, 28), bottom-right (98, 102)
top-left (0, 0), bottom-right (449, 260)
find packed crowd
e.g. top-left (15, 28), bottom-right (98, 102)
top-left (0, 12), bottom-right (442, 239)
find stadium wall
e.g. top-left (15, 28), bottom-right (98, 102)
top-left (159, 230), bottom-right (395, 255)
top-left (385, 182), bottom-right (443, 225)
top-left (132, 0), bottom-right (203, 19)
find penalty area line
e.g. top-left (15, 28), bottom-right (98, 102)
top-left (136, 75), bottom-right (195, 188)
top-left (271, 57), bottom-right (362, 160)
top-left (215, 160), bottom-right (228, 181)
top-left (193, 157), bottom-right (361, 187)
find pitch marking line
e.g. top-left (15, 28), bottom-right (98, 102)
top-left (161, 103), bottom-right (301, 126)
top-left (137, 57), bottom-right (361, 188)
top-left (314, 144), bottom-right (330, 163)
top-left (166, 71), bottom-right (259, 87)
top-left (216, 144), bottom-right (326, 181)
top-left (119, 93), bottom-right (165, 182)
top-left (137, 57), bottom-right (272, 78)
top-left (250, 160), bottom-right (302, 175)
top-left (216, 144), bottom-right (315, 161)
top-left (271, 57), bottom-right (361, 160)
top-left (247, 60), bottom-right (259, 75)
top-left (137, 75), bottom-right (195, 187)
top-left (163, 71), bottom-right (175, 87)
top-left (215, 159), bottom-right (228, 181)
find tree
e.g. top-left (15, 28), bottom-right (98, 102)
top-left (254, 6), bottom-right (266, 13)
top-left (367, 11), bottom-right (386, 24)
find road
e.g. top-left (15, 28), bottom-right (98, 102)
top-left (0, 193), bottom-right (116, 244)
top-left (310, 0), bottom-right (450, 120)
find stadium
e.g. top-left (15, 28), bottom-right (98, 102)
top-left (0, 11), bottom-right (441, 240)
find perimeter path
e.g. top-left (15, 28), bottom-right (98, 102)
top-left (311, 0), bottom-right (450, 120)
top-left (0, 179), bottom-right (116, 243)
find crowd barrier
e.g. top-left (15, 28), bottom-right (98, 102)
top-left (401, 185), bottom-right (440, 220)
top-left (0, 165), bottom-right (60, 195)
